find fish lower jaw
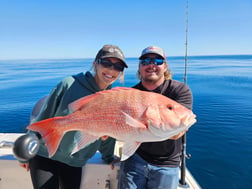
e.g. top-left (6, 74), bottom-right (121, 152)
top-left (181, 114), bottom-right (197, 127)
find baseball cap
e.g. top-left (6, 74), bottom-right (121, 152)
top-left (95, 45), bottom-right (128, 68)
top-left (139, 46), bottom-right (166, 60)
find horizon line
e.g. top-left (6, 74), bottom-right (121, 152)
top-left (1, 54), bottom-right (252, 61)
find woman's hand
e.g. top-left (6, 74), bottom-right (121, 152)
top-left (19, 162), bottom-right (30, 171)
top-left (110, 156), bottom-right (121, 170)
top-left (100, 135), bottom-right (109, 140)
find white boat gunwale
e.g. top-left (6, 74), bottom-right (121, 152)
top-left (0, 133), bottom-right (201, 189)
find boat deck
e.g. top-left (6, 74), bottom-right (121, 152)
top-left (0, 133), bottom-right (201, 189)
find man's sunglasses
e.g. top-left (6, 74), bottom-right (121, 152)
top-left (97, 59), bottom-right (125, 72)
top-left (139, 58), bottom-right (165, 66)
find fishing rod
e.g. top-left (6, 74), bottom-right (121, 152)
top-left (183, 0), bottom-right (189, 85)
top-left (179, 0), bottom-right (190, 187)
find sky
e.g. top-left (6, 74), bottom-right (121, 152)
top-left (0, 0), bottom-right (251, 60)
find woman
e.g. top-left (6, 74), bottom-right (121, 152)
top-left (19, 44), bottom-right (128, 189)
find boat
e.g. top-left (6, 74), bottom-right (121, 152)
top-left (0, 133), bottom-right (201, 189)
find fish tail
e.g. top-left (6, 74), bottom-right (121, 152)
top-left (27, 117), bottom-right (66, 157)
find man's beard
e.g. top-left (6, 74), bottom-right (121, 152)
top-left (142, 74), bottom-right (163, 84)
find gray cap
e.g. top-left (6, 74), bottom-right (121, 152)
top-left (139, 46), bottom-right (166, 60)
top-left (95, 44), bottom-right (128, 68)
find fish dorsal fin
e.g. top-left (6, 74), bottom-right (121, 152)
top-left (121, 141), bottom-right (141, 161)
top-left (68, 94), bottom-right (98, 112)
top-left (111, 87), bottom-right (142, 92)
top-left (110, 86), bottom-right (131, 91)
top-left (68, 87), bottom-right (134, 112)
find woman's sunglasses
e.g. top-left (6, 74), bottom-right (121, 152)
top-left (97, 59), bottom-right (125, 72)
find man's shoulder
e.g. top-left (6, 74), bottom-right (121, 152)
top-left (169, 79), bottom-right (190, 91)
top-left (132, 82), bottom-right (142, 89)
top-left (169, 79), bottom-right (186, 87)
top-left (164, 79), bottom-right (192, 98)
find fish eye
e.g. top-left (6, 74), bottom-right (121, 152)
top-left (167, 105), bottom-right (173, 110)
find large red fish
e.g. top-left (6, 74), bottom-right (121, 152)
top-left (27, 87), bottom-right (196, 160)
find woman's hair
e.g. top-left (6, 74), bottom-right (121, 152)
top-left (118, 71), bottom-right (125, 83)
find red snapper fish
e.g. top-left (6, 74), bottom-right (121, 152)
top-left (27, 87), bottom-right (196, 161)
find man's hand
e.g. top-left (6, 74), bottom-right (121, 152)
top-left (170, 129), bottom-right (187, 140)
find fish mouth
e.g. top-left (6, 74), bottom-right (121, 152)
top-left (181, 113), bottom-right (197, 127)
top-left (148, 122), bottom-right (189, 139)
top-left (147, 113), bottom-right (197, 138)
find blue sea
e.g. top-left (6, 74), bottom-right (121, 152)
top-left (0, 55), bottom-right (252, 189)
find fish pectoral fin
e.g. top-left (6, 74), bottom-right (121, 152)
top-left (71, 132), bottom-right (98, 155)
top-left (122, 112), bottom-right (147, 128)
top-left (121, 142), bottom-right (141, 161)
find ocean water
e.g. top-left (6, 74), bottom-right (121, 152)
top-left (0, 55), bottom-right (252, 189)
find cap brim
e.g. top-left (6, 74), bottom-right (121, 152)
top-left (139, 53), bottom-right (164, 60)
top-left (101, 55), bottom-right (128, 68)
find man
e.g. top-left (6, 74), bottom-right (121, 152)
top-left (118, 46), bottom-right (193, 189)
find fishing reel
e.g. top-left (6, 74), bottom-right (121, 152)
top-left (12, 133), bottom-right (40, 161)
